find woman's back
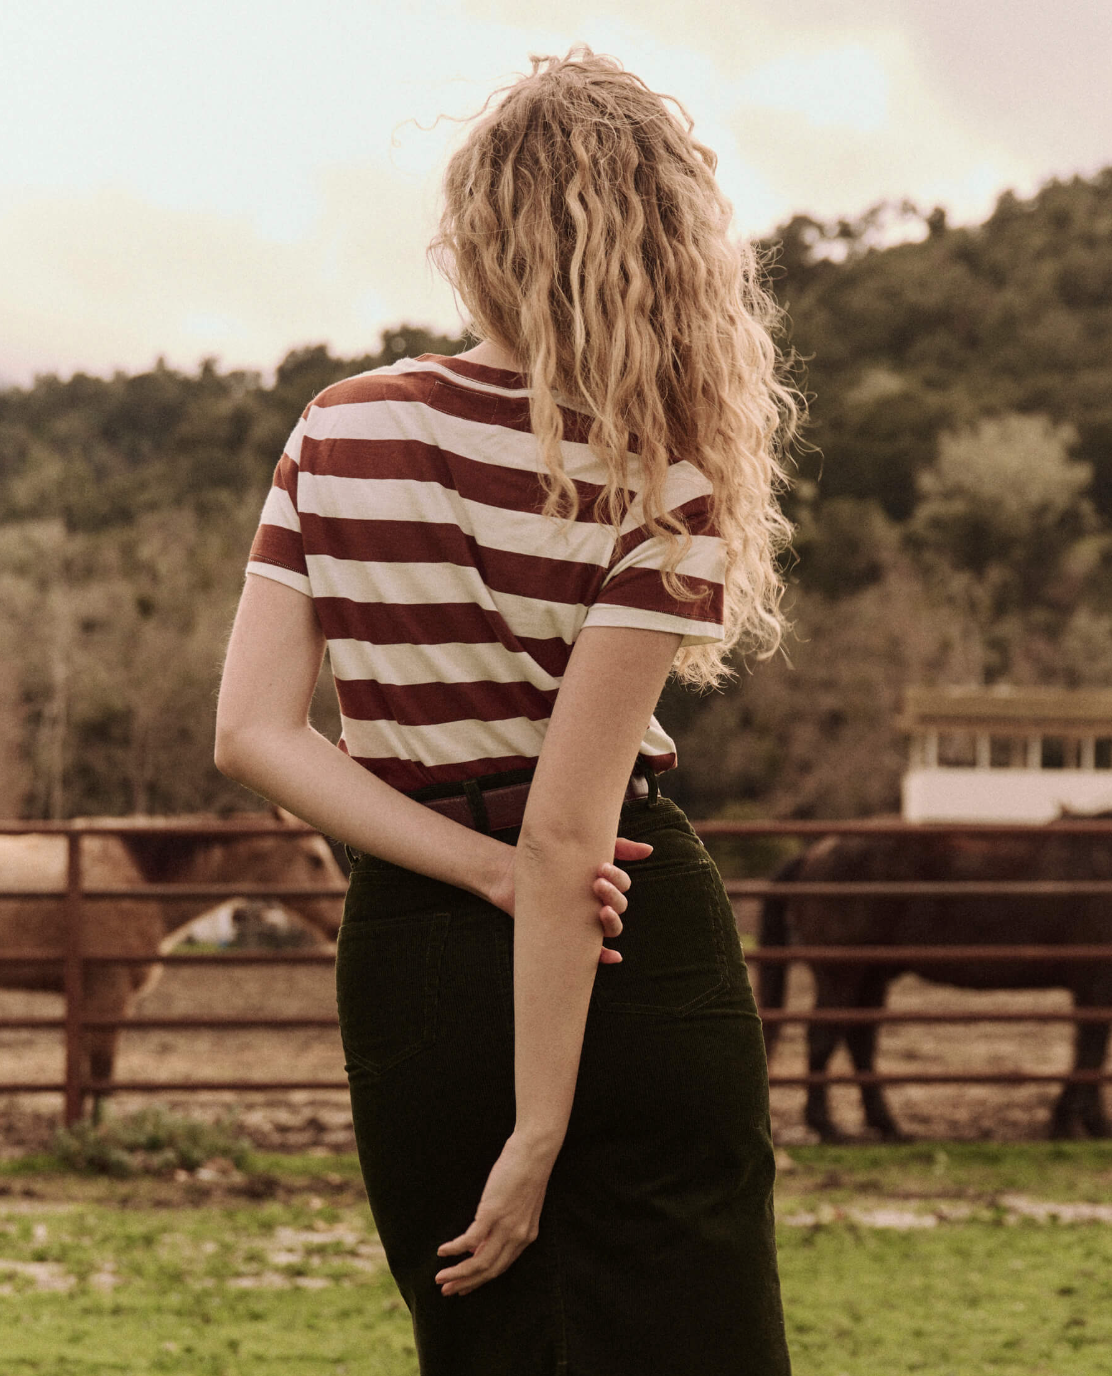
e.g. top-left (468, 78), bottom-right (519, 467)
top-left (249, 352), bottom-right (724, 791)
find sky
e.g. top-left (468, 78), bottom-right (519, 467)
top-left (1, 0), bottom-right (1109, 386)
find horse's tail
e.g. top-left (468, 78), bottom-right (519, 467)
top-left (758, 851), bottom-right (807, 1056)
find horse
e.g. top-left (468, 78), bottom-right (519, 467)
top-left (758, 821), bottom-right (1112, 1140)
top-left (0, 809), bottom-right (345, 1112)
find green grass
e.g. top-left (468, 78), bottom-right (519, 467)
top-left (777, 1140), bottom-right (1112, 1207)
top-left (779, 1224), bottom-right (1112, 1375)
top-left (0, 1196), bottom-right (415, 1375)
top-left (0, 1142), bottom-right (1111, 1374)
top-left (4, 1287), bottom-right (416, 1374)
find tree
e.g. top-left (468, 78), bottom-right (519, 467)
top-left (907, 413), bottom-right (1091, 583)
top-left (904, 413), bottom-right (1100, 684)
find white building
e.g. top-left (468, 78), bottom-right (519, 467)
top-left (900, 686), bottom-right (1112, 822)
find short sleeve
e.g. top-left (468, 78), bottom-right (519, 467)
top-left (583, 460), bottom-right (726, 647)
top-left (246, 415), bottom-right (312, 597)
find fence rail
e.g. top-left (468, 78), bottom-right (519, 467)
top-left (2, 817), bottom-right (1112, 1122)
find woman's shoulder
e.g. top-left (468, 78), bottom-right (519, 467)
top-left (306, 357), bottom-right (447, 412)
top-left (311, 354), bottom-right (532, 405)
top-left (293, 356), bottom-right (541, 482)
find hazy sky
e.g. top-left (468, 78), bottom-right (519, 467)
top-left (2, 0), bottom-right (1109, 384)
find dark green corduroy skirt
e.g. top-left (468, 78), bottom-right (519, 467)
top-left (336, 793), bottom-right (791, 1375)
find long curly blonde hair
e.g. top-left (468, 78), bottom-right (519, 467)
top-left (430, 48), bottom-right (799, 686)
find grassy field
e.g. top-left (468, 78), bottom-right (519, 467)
top-left (1, 1140), bottom-right (1111, 1374)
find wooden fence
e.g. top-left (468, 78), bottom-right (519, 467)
top-left (2, 817), bottom-right (1112, 1123)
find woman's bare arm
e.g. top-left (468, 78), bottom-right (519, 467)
top-left (214, 575), bottom-right (640, 929)
top-left (435, 623), bottom-right (682, 1295)
top-left (215, 574), bottom-right (516, 900)
top-left (511, 625), bottom-right (683, 1145)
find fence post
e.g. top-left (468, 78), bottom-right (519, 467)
top-left (62, 828), bottom-right (85, 1126)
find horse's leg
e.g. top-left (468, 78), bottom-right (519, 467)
top-left (844, 970), bottom-right (904, 1140)
top-left (1051, 979), bottom-right (1112, 1139)
top-left (82, 965), bottom-right (133, 1124)
top-left (804, 968), bottom-right (853, 1142)
top-left (1077, 1019), bottom-right (1112, 1138)
top-left (88, 1032), bottom-right (120, 1126)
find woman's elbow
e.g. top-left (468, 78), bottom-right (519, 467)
top-left (213, 718), bottom-right (258, 782)
top-left (517, 819), bottom-right (598, 865)
top-left (213, 725), bottom-right (241, 780)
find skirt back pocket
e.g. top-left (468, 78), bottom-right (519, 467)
top-left (336, 912), bottom-right (450, 1078)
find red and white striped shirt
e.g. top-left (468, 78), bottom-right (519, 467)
top-left (248, 355), bottom-right (725, 792)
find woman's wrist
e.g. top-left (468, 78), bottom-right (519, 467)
top-left (510, 1121), bottom-right (565, 1169)
top-left (466, 834), bottom-right (516, 911)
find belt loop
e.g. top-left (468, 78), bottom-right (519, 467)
top-left (634, 754), bottom-right (659, 805)
top-left (463, 779), bottom-right (492, 834)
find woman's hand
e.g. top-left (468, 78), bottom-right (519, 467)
top-left (434, 1132), bottom-right (554, 1296)
top-left (590, 840), bottom-right (653, 964)
top-left (488, 838), bottom-right (652, 964)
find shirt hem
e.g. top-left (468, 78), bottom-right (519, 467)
top-left (581, 603), bottom-right (724, 647)
top-left (247, 559), bottom-right (312, 596)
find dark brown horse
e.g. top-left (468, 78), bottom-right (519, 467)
top-left (0, 811), bottom-right (345, 1108)
top-left (759, 822), bottom-right (1112, 1140)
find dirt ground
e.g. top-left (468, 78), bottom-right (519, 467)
top-left (0, 903), bottom-right (1106, 1152)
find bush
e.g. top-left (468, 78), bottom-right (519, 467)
top-left (50, 1106), bottom-right (253, 1178)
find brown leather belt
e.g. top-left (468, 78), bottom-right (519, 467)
top-left (421, 771), bottom-right (651, 833)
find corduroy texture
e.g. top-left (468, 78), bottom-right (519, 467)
top-left (336, 794), bottom-right (791, 1375)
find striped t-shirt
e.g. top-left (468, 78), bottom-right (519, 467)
top-left (248, 354), bottom-right (725, 793)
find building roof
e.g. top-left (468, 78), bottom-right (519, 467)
top-left (898, 686), bottom-right (1112, 733)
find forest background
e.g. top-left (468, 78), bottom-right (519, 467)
top-left (2, 169), bottom-right (1111, 823)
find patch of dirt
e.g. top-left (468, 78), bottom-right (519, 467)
top-left (778, 1196), bottom-right (1112, 1228)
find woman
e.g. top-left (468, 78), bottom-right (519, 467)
top-left (216, 47), bottom-right (796, 1375)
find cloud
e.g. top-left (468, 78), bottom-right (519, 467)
top-left (460, 0), bottom-right (1095, 226)
top-left (723, 30), bottom-right (1031, 231)
top-left (733, 44), bottom-right (890, 134)
top-left (0, 179), bottom-right (463, 383)
top-left (1, 0), bottom-right (1105, 381)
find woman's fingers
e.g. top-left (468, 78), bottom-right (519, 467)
top-left (613, 837), bottom-right (653, 861)
top-left (436, 1231), bottom-right (524, 1295)
top-left (593, 863), bottom-right (628, 964)
top-left (437, 1224), bottom-right (484, 1259)
top-left (596, 864), bottom-right (630, 900)
top-left (598, 907), bottom-right (623, 939)
top-left (438, 1246), bottom-right (506, 1294)
top-left (598, 901), bottom-right (622, 963)
top-left (436, 1228), bottom-right (496, 1292)
top-left (602, 862), bottom-right (632, 894)
top-left (439, 1238), bottom-right (528, 1295)
top-left (594, 871), bottom-right (628, 916)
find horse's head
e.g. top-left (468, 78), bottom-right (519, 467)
top-left (202, 816), bottom-right (345, 939)
top-left (120, 811), bottom-right (346, 940)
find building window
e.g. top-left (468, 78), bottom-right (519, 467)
top-left (1041, 737), bottom-right (1081, 770)
top-left (937, 731), bottom-right (977, 767)
top-left (989, 736), bottom-right (1024, 768)
top-left (1096, 738), bottom-right (1112, 770)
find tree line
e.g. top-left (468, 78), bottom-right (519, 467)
top-left (2, 168), bottom-right (1110, 820)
